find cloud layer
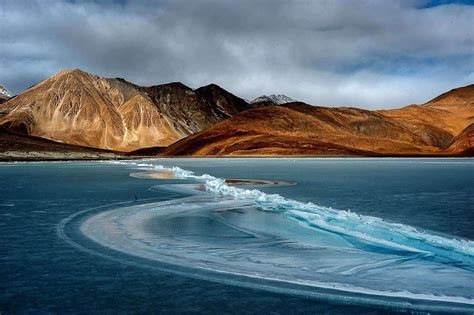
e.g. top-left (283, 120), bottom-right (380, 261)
top-left (1, 0), bottom-right (473, 108)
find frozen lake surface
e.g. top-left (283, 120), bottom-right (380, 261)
top-left (1, 158), bottom-right (473, 313)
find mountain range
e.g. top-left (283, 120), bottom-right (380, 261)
top-left (0, 70), bottom-right (249, 152)
top-left (161, 90), bottom-right (473, 156)
top-left (0, 69), bottom-right (472, 159)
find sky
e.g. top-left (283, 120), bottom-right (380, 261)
top-left (1, 0), bottom-right (473, 109)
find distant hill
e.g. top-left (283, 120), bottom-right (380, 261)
top-left (0, 127), bottom-right (122, 161)
top-left (0, 69), bottom-right (250, 152)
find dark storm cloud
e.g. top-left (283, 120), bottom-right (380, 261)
top-left (1, 0), bottom-right (473, 108)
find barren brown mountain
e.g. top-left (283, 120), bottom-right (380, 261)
top-left (159, 85), bottom-right (474, 156)
top-left (0, 69), bottom-right (250, 152)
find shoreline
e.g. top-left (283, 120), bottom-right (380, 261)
top-left (0, 153), bottom-right (472, 162)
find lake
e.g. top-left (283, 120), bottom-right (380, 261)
top-left (1, 158), bottom-right (473, 314)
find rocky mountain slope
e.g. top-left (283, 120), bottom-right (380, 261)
top-left (446, 123), bottom-right (474, 155)
top-left (0, 69), bottom-right (250, 152)
top-left (160, 85), bottom-right (473, 156)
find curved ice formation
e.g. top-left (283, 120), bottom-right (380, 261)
top-left (110, 161), bottom-right (474, 266)
top-left (75, 160), bottom-right (474, 311)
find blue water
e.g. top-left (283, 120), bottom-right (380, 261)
top-left (1, 158), bottom-right (473, 314)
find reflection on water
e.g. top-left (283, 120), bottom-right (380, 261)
top-left (130, 171), bottom-right (176, 179)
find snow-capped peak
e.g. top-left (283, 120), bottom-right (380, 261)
top-left (0, 84), bottom-right (12, 98)
top-left (251, 94), bottom-right (296, 105)
top-left (268, 94), bottom-right (296, 104)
